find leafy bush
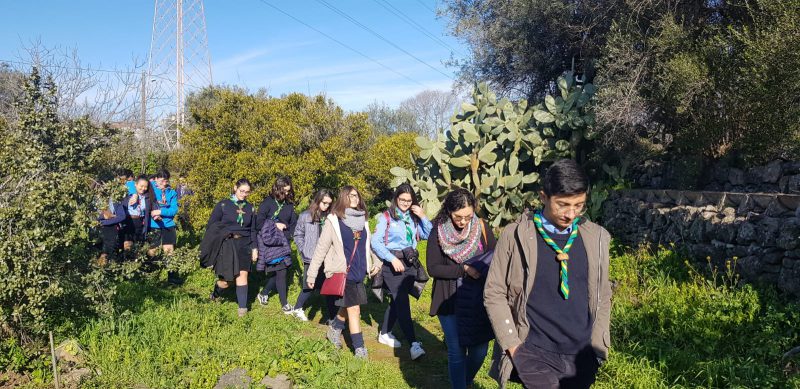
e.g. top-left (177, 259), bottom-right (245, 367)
top-left (0, 68), bottom-right (115, 342)
top-left (172, 88), bottom-right (418, 228)
top-left (601, 244), bottom-right (800, 388)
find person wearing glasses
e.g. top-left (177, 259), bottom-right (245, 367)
top-left (484, 159), bottom-right (612, 389)
top-left (306, 186), bottom-right (381, 359)
top-left (256, 176), bottom-right (299, 313)
top-left (426, 188), bottom-right (496, 389)
top-left (371, 183), bottom-right (432, 360)
top-left (206, 179), bottom-right (259, 317)
top-left (288, 189), bottom-right (338, 322)
top-left (147, 169), bottom-right (182, 285)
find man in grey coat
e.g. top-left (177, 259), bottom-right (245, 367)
top-left (484, 159), bottom-right (612, 388)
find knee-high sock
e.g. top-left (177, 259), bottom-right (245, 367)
top-left (236, 285), bottom-right (248, 309)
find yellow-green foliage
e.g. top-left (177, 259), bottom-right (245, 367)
top-left (172, 88), bottom-right (419, 228)
top-left (362, 131), bottom-right (419, 200)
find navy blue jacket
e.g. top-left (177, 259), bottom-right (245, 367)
top-left (456, 249), bottom-right (496, 347)
top-left (98, 202), bottom-right (127, 226)
top-left (255, 219), bottom-right (292, 271)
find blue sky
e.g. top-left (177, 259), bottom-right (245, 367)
top-left (0, 0), bottom-right (466, 110)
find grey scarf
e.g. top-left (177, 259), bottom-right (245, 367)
top-left (342, 208), bottom-right (366, 232)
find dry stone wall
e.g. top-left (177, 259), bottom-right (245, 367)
top-left (633, 159), bottom-right (800, 193)
top-left (603, 189), bottom-right (800, 297)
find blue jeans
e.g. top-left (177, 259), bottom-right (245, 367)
top-left (438, 314), bottom-right (489, 389)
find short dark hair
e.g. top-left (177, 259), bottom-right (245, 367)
top-left (155, 169), bottom-right (171, 180)
top-left (434, 188), bottom-right (477, 225)
top-left (117, 168), bottom-right (133, 178)
top-left (235, 178), bottom-right (251, 189)
top-left (542, 159), bottom-right (589, 196)
top-left (135, 174), bottom-right (150, 184)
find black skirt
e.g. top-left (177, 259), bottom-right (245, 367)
top-left (122, 217), bottom-right (146, 242)
top-left (334, 280), bottom-right (368, 308)
top-left (215, 237), bottom-right (252, 279)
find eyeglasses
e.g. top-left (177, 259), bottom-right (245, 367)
top-left (451, 214), bottom-right (474, 223)
top-left (348, 193), bottom-right (360, 199)
top-left (397, 198), bottom-right (413, 204)
top-left (552, 203), bottom-right (586, 217)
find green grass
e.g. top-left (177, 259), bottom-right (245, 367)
top-left (58, 242), bottom-right (800, 388)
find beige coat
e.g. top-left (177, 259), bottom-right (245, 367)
top-left (483, 214), bottom-right (612, 388)
top-left (307, 213), bottom-right (380, 284)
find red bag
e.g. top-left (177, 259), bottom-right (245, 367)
top-left (321, 232), bottom-right (361, 297)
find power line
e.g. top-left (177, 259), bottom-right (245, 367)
top-left (415, 0), bottom-right (436, 14)
top-left (255, 0), bottom-right (429, 88)
top-left (313, 0), bottom-right (454, 80)
top-left (0, 58), bottom-right (205, 90)
top-left (372, 0), bottom-right (464, 56)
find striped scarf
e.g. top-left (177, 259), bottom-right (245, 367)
top-left (438, 215), bottom-right (482, 264)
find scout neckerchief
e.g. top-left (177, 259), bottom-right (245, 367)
top-left (272, 199), bottom-right (284, 221)
top-left (533, 210), bottom-right (580, 300)
top-left (230, 195), bottom-right (247, 226)
top-left (158, 186), bottom-right (167, 206)
top-left (396, 209), bottom-right (414, 244)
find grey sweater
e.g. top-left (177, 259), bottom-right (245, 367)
top-left (294, 211), bottom-right (322, 263)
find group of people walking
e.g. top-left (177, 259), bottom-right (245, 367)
top-left (111, 159), bottom-right (611, 389)
top-left (96, 169), bottom-right (184, 283)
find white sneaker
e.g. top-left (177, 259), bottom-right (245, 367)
top-left (257, 292), bottom-right (269, 306)
top-left (281, 303), bottom-right (294, 314)
top-left (378, 332), bottom-right (401, 348)
top-left (410, 341), bottom-right (425, 360)
top-left (292, 308), bottom-right (309, 322)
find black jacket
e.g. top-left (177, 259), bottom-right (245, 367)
top-left (426, 220), bottom-right (496, 317)
top-left (199, 221), bottom-right (240, 281)
top-left (256, 196), bottom-right (298, 242)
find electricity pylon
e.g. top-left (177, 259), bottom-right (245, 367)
top-left (147, 0), bottom-right (213, 149)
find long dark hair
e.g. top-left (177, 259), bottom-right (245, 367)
top-left (387, 183), bottom-right (421, 225)
top-left (270, 175), bottom-right (295, 204)
top-left (332, 185), bottom-right (366, 218)
top-left (308, 188), bottom-right (334, 223)
top-left (433, 188), bottom-right (477, 225)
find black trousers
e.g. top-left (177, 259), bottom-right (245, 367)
top-left (512, 343), bottom-right (599, 389)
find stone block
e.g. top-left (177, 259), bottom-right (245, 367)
top-left (764, 160), bottom-right (784, 183)
top-left (788, 175), bottom-right (800, 194)
top-left (729, 168), bottom-right (745, 186)
top-left (784, 161), bottom-right (800, 174)
top-left (776, 223), bottom-right (800, 251)
top-left (737, 255), bottom-right (761, 281)
top-left (746, 167), bottom-right (765, 184)
top-left (737, 222), bottom-right (759, 244)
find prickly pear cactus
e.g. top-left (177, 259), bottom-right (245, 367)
top-left (392, 72), bottom-right (596, 227)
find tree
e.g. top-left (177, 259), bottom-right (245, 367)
top-left (365, 100), bottom-right (423, 135)
top-left (442, 0), bottom-right (616, 100)
top-left (399, 89), bottom-right (459, 138)
top-left (173, 88), bottom-right (420, 227)
top-left (444, 0), bottom-right (800, 166)
top-left (0, 67), bottom-right (116, 342)
top-left (594, 0), bottom-right (800, 165)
